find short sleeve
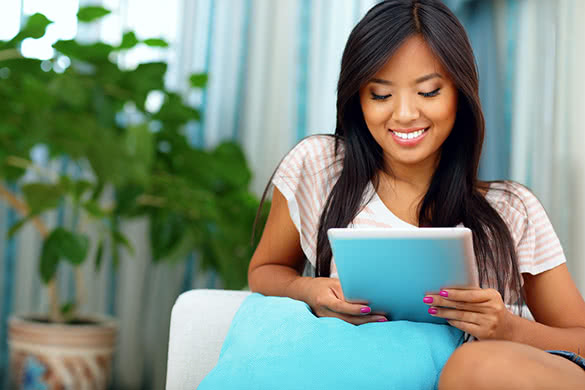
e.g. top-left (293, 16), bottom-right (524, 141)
top-left (496, 182), bottom-right (567, 275)
top-left (271, 135), bottom-right (342, 266)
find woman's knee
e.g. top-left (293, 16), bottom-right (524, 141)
top-left (439, 340), bottom-right (585, 390)
top-left (438, 341), bottom-right (528, 390)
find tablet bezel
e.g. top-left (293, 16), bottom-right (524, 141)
top-left (327, 227), bottom-right (479, 324)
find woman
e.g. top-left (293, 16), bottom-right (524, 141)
top-left (248, 0), bottom-right (585, 388)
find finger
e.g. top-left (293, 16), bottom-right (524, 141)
top-left (326, 298), bottom-right (374, 316)
top-left (329, 283), bottom-right (370, 307)
top-left (437, 288), bottom-right (495, 303)
top-left (423, 295), bottom-right (489, 312)
top-left (447, 319), bottom-right (481, 336)
top-left (323, 310), bottom-right (388, 326)
top-left (428, 306), bottom-right (482, 325)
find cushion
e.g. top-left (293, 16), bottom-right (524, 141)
top-left (198, 293), bottom-right (464, 390)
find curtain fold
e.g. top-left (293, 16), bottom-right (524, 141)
top-left (509, 0), bottom-right (585, 293)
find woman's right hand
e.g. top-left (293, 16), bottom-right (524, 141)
top-left (300, 277), bottom-right (388, 325)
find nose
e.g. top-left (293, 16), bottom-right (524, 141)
top-left (392, 94), bottom-right (420, 123)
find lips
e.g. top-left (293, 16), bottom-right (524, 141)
top-left (389, 127), bottom-right (427, 134)
top-left (389, 127), bottom-right (429, 146)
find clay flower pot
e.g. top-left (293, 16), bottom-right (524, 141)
top-left (7, 314), bottom-right (117, 390)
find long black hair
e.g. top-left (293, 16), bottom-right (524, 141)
top-left (256, 0), bottom-right (524, 306)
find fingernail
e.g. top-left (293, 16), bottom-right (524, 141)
top-left (377, 317), bottom-right (388, 322)
top-left (428, 307), bottom-right (438, 315)
top-left (440, 290), bottom-right (449, 297)
top-left (423, 297), bottom-right (433, 304)
top-left (360, 306), bottom-right (371, 314)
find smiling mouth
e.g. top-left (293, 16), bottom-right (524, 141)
top-left (389, 127), bottom-right (429, 140)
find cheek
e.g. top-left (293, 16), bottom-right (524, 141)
top-left (361, 101), bottom-right (390, 127)
top-left (428, 96), bottom-right (457, 128)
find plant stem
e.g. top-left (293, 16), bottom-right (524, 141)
top-left (0, 49), bottom-right (22, 62)
top-left (0, 183), bottom-right (63, 322)
top-left (71, 201), bottom-right (85, 313)
top-left (76, 267), bottom-right (85, 310)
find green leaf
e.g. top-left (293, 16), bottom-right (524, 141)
top-left (59, 175), bottom-right (73, 192)
top-left (210, 141), bottom-right (252, 190)
top-left (10, 13), bottom-right (53, 43)
top-left (40, 232), bottom-right (61, 284)
top-left (82, 200), bottom-right (107, 218)
top-left (40, 228), bottom-right (90, 282)
top-left (189, 73), bottom-right (208, 89)
top-left (60, 301), bottom-right (76, 322)
top-left (60, 301), bottom-right (75, 315)
top-left (142, 38), bottom-right (169, 48)
top-left (125, 124), bottom-right (154, 185)
top-left (94, 238), bottom-right (105, 272)
top-left (77, 6), bottom-right (111, 23)
top-left (73, 180), bottom-right (93, 201)
top-left (119, 31), bottom-right (139, 50)
top-left (7, 214), bottom-right (35, 238)
top-left (156, 227), bottom-right (194, 263)
top-left (91, 180), bottom-right (105, 201)
top-left (120, 62), bottom-right (167, 109)
top-left (112, 230), bottom-right (134, 255)
top-left (150, 211), bottom-right (186, 261)
top-left (52, 40), bottom-right (113, 63)
top-left (21, 183), bottom-right (64, 214)
top-left (152, 92), bottom-right (200, 125)
top-left (113, 184), bottom-right (144, 217)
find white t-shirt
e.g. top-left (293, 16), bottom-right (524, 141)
top-left (272, 135), bottom-right (567, 285)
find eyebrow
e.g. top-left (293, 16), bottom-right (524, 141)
top-left (369, 72), bottom-right (443, 86)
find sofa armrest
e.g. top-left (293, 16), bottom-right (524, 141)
top-left (166, 289), bottom-right (251, 390)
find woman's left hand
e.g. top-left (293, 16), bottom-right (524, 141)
top-left (423, 288), bottom-right (516, 340)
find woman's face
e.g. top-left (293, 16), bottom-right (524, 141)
top-left (359, 35), bottom-right (458, 170)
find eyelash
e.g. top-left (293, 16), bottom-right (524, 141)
top-left (370, 88), bottom-right (441, 101)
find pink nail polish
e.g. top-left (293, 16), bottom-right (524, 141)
top-left (360, 307), bottom-right (371, 314)
top-left (423, 297), bottom-right (433, 304)
top-left (377, 318), bottom-right (388, 322)
top-left (440, 290), bottom-right (449, 297)
top-left (428, 307), bottom-right (438, 315)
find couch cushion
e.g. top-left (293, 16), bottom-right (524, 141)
top-left (198, 293), bottom-right (464, 390)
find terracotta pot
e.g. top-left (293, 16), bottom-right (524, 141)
top-left (7, 314), bottom-right (117, 390)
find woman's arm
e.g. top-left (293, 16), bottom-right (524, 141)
top-left (248, 187), bottom-right (388, 324)
top-left (248, 187), bottom-right (310, 301)
top-left (507, 264), bottom-right (585, 353)
top-left (425, 264), bottom-right (585, 353)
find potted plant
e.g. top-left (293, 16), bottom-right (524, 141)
top-left (0, 6), bottom-right (268, 389)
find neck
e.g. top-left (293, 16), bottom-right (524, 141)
top-left (381, 152), bottom-right (439, 193)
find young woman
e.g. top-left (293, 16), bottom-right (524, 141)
top-left (248, 0), bottom-right (585, 388)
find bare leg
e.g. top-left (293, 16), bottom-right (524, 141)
top-left (439, 340), bottom-right (585, 390)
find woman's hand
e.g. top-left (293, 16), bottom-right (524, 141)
top-left (302, 277), bottom-right (388, 325)
top-left (423, 288), bottom-right (515, 340)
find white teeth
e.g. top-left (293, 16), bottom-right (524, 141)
top-left (392, 128), bottom-right (426, 139)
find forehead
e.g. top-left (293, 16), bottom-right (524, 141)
top-left (373, 35), bottom-right (447, 84)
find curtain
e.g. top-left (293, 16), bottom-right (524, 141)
top-left (508, 0), bottom-right (585, 293)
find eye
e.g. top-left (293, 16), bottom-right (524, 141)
top-left (419, 88), bottom-right (441, 97)
top-left (371, 92), bottom-right (391, 101)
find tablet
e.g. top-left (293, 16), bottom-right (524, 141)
top-left (327, 227), bottom-right (479, 324)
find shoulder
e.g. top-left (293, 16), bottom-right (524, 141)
top-left (485, 181), bottom-right (542, 219)
top-left (485, 180), bottom-right (555, 249)
top-left (287, 134), bottom-right (341, 164)
top-left (277, 134), bottom-right (343, 177)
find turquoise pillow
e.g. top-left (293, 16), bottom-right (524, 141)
top-left (198, 293), bottom-right (464, 390)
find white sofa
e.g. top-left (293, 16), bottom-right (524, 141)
top-left (165, 289), bottom-right (251, 390)
top-left (165, 289), bottom-right (534, 389)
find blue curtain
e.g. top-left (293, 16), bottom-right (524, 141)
top-left (445, 0), bottom-right (517, 181)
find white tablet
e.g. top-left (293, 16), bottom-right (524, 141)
top-left (327, 227), bottom-right (479, 324)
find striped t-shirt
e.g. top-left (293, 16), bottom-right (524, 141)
top-left (272, 135), bottom-right (566, 282)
